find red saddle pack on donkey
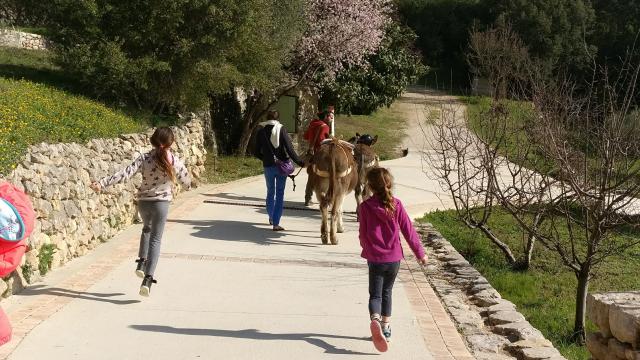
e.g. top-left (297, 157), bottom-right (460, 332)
top-left (0, 182), bottom-right (35, 346)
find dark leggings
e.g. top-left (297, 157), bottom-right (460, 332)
top-left (368, 261), bottom-right (400, 317)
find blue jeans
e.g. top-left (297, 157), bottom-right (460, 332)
top-left (264, 166), bottom-right (287, 226)
top-left (368, 261), bottom-right (400, 317)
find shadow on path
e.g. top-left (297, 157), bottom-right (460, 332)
top-left (130, 325), bottom-right (376, 355)
top-left (202, 192), bottom-right (265, 203)
top-left (22, 285), bottom-right (140, 305)
top-left (200, 192), bottom-right (358, 221)
top-left (167, 219), bottom-right (323, 247)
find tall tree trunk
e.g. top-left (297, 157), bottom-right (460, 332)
top-left (521, 212), bottom-right (543, 270)
top-left (236, 94), bottom-right (263, 155)
top-left (573, 266), bottom-right (590, 344)
top-left (478, 224), bottom-right (517, 265)
top-left (237, 120), bottom-right (258, 155)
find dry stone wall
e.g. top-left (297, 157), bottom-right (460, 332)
top-left (586, 292), bottom-right (640, 360)
top-left (419, 223), bottom-right (567, 360)
top-left (0, 29), bottom-right (48, 50)
top-left (0, 116), bottom-right (206, 297)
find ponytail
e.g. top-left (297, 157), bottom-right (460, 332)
top-left (155, 147), bottom-right (176, 183)
top-left (150, 127), bottom-right (176, 183)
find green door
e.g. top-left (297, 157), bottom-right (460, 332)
top-left (274, 95), bottom-right (298, 132)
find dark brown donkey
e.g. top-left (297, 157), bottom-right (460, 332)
top-left (308, 138), bottom-right (358, 245)
top-left (349, 134), bottom-right (379, 219)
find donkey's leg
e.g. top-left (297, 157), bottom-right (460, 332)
top-left (336, 193), bottom-right (346, 234)
top-left (330, 207), bottom-right (338, 245)
top-left (354, 183), bottom-right (362, 222)
top-left (320, 196), bottom-right (330, 245)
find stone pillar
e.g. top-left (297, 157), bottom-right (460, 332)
top-left (586, 292), bottom-right (640, 360)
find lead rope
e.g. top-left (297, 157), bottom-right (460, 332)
top-left (288, 166), bottom-right (304, 191)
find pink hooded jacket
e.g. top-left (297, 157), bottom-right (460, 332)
top-left (0, 182), bottom-right (35, 346)
top-left (358, 196), bottom-right (425, 263)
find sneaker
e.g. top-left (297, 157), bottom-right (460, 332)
top-left (135, 258), bottom-right (146, 278)
top-left (382, 323), bottom-right (391, 343)
top-left (370, 318), bottom-right (388, 352)
top-left (139, 275), bottom-right (157, 297)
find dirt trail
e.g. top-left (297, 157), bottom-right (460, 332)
top-left (395, 86), bottom-right (466, 155)
top-left (378, 87), bottom-right (467, 216)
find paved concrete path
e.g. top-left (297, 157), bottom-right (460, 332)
top-left (0, 90), bottom-right (471, 360)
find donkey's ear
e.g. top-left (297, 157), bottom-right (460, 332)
top-left (356, 132), bottom-right (361, 137)
top-left (348, 136), bottom-right (356, 144)
top-left (371, 135), bottom-right (378, 146)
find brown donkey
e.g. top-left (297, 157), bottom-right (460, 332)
top-left (350, 134), bottom-right (379, 219)
top-left (309, 138), bottom-right (358, 244)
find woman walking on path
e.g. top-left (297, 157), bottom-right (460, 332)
top-left (358, 167), bottom-right (427, 352)
top-left (253, 110), bottom-right (305, 231)
top-left (90, 127), bottom-right (191, 297)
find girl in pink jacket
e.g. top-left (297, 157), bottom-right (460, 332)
top-left (358, 167), bottom-right (427, 352)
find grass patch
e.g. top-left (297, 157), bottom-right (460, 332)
top-left (421, 208), bottom-right (640, 360)
top-left (201, 154), bottom-right (263, 184)
top-left (461, 96), bottom-right (541, 163)
top-left (460, 95), bottom-right (640, 175)
top-left (1, 26), bottom-right (50, 36)
top-left (0, 78), bottom-right (146, 175)
top-left (0, 48), bottom-right (184, 175)
top-left (335, 102), bottom-right (408, 161)
top-left (0, 47), bottom-right (83, 94)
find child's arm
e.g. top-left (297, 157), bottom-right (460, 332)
top-left (396, 199), bottom-right (426, 263)
top-left (358, 205), bottom-right (369, 249)
top-left (172, 155), bottom-right (192, 188)
top-left (94, 154), bottom-right (146, 191)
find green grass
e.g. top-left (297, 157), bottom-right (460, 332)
top-left (460, 96), bottom-right (546, 167)
top-left (201, 154), bottom-right (263, 184)
top-left (461, 95), bottom-right (640, 176)
top-left (0, 47), bottom-right (84, 94)
top-left (0, 47), bottom-right (185, 175)
top-left (0, 77), bottom-right (146, 175)
top-left (421, 208), bottom-right (640, 360)
top-left (335, 101), bottom-right (408, 161)
top-left (1, 26), bottom-right (50, 36)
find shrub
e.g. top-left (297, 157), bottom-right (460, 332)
top-left (21, 263), bottom-right (34, 284)
top-left (37, 243), bottom-right (57, 276)
top-left (321, 23), bottom-right (427, 115)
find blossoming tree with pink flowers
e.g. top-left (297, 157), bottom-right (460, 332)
top-left (236, 0), bottom-right (392, 154)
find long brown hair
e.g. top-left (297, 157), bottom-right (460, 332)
top-left (150, 127), bottom-right (176, 183)
top-left (366, 167), bottom-right (395, 215)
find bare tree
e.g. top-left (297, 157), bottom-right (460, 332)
top-left (467, 23), bottom-right (532, 100)
top-left (504, 62), bottom-right (640, 342)
top-left (432, 24), bottom-right (640, 343)
top-left (426, 102), bottom-right (542, 269)
top-left (427, 24), bottom-right (545, 269)
top-left (476, 58), bottom-right (640, 343)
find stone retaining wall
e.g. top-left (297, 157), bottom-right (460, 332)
top-left (586, 292), bottom-right (640, 360)
top-left (0, 115), bottom-right (207, 297)
top-left (419, 223), bottom-right (566, 360)
top-left (0, 29), bottom-right (48, 50)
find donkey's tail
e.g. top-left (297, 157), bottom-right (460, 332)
top-left (328, 141), bottom-right (343, 215)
